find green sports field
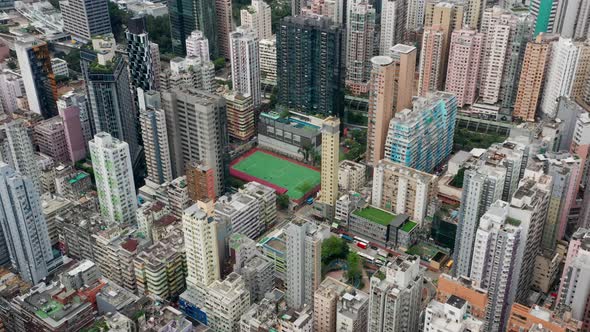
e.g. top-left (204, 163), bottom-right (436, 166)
top-left (232, 151), bottom-right (321, 200)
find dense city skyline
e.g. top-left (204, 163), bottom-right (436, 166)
top-left (0, 0), bottom-right (588, 330)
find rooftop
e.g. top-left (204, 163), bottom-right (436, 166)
top-left (400, 220), bottom-right (418, 232)
top-left (96, 280), bottom-right (139, 311)
top-left (353, 206), bottom-right (396, 226)
top-left (17, 282), bottom-right (91, 329)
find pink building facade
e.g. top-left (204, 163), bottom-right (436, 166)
top-left (59, 106), bottom-right (87, 162)
top-left (445, 29), bottom-right (483, 107)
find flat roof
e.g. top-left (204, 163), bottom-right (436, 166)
top-left (353, 207), bottom-right (396, 226)
top-left (400, 220), bottom-right (417, 232)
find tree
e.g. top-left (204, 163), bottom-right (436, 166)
top-left (321, 237), bottom-right (349, 264)
top-left (228, 177), bottom-right (246, 189)
top-left (146, 15), bottom-right (172, 55)
top-left (55, 75), bottom-right (69, 84)
top-left (48, 0), bottom-right (60, 9)
top-left (108, 2), bottom-right (130, 42)
top-left (213, 57), bottom-right (226, 70)
top-left (277, 193), bottom-right (290, 209)
top-left (298, 142), bottom-right (315, 164)
top-left (6, 59), bottom-right (17, 70)
top-left (57, 49), bottom-right (81, 72)
top-left (346, 252), bottom-right (363, 283)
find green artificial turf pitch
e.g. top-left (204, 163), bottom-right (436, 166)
top-left (232, 151), bottom-right (321, 199)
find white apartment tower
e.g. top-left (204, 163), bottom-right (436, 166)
top-left (285, 220), bottom-right (328, 309)
top-left (453, 164), bottom-right (506, 278)
top-left (345, 1), bottom-right (376, 95)
top-left (469, 201), bottom-right (522, 332)
top-left (509, 176), bottom-right (552, 303)
top-left (406, 0), bottom-right (426, 31)
top-left (557, 228), bottom-right (590, 323)
top-left (380, 0), bottom-right (406, 54)
top-left (230, 28), bottom-right (261, 108)
top-left (138, 88), bottom-right (173, 185)
top-left (185, 30), bottom-right (210, 62)
top-left (240, 0), bottom-right (272, 40)
top-left (541, 38), bottom-right (582, 118)
top-left (368, 255), bottom-right (423, 332)
top-left (259, 37), bottom-right (277, 86)
top-left (181, 203), bottom-right (221, 309)
top-left (0, 120), bottom-right (42, 193)
top-left (89, 132), bottom-right (137, 225)
top-left (0, 163), bottom-right (56, 285)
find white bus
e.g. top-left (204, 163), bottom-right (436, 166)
top-left (354, 236), bottom-right (369, 244)
top-left (358, 252), bottom-right (375, 263)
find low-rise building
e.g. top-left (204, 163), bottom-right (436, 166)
top-left (371, 159), bottom-right (437, 225)
top-left (533, 250), bottom-right (562, 293)
top-left (257, 111), bottom-right (322, 161)
top-left (260, 234), bottom-right (287, 281)
top-left (314, 277), bottom-right (369, 332)
top-left (277, 306), bottom-right (313, 332)
top-left (41, 193), bottom-right (73, 246)
top-left (34, 117), bottom-right (69, 163)
top-left (335, 192), bottom-right (366, 224)
top-left (240, 181), bottom-right (277, 230)
top-left (139, 306), bottom-right (194, 331)
top-left (206, 273), bottom-right (251, 332)
top-left (435, 274), bottom-right (488, 320)
top-left (240, 296), bottom-right (279, 331)
top-left (50, 58), bottom-right (69, 78)
top-left (240, 256), bottom-right (274, 303)
top-left (507, 304), bottom-right (581, 332)
top-left (95, 280), bottom-right (140, 315)
top-left (349, 206), bottom-right (417, 249)
top-left (54, 165), bottom-right (93, 201)
top-left (93, 228), bottom-right (151, 293)
top-left (8, 282), bottom-right (95, 332)
top-left (55, 202), bottom-right (107, 261)
top-left (136, 201), bottom-right (170, 242)
top-left (225, 92), bottom-right (256, 141)
top-left (134, 229), bottom-right (186, 299)
top-left (336, 289), bottom-right (369, 332)
top-left (186, 161), bottom-right (216, 203)
top-left (424, 296), bottom-right (484, 331)
top-left (153, 176), bottom-right (192, 218)
top-left (338, 160), bottom-right (366, 192)
top-left (215, 192), bottom-right (262, 240)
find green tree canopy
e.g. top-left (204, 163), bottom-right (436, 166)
top-left (277, 193), bottom-right (290, 210)
top-left (321, 236), bottom-right (349, 264)
top-left (346, 252), bottom-right (363, 283)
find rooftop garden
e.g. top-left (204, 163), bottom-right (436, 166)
top-left (449, 167), bottom-right (466, 188)
top-left (506, 217), bottom-right (521, 226)
top-left (353, 207), bottom-right (396, 226)
top-left (454, 128), bottom-right (507, 152)
top-left (89, 60), bottom-right (115, 74)
top-left (401, 221), bottom-right (418, 232)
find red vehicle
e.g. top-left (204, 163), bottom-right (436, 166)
top-left (357, 242), bottom-right (368, 249)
